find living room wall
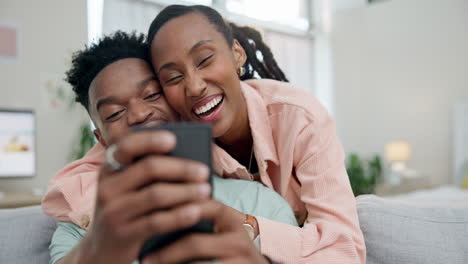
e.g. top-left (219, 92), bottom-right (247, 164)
top-left (331, 0), bottom-right (468, 185)
top-left (0, 0), bottom-right (88, 192)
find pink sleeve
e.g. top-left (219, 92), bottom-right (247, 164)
top-left (257, 113), bottom-right (366, 264)
top-left (41, 143), bottom-right (105, 228)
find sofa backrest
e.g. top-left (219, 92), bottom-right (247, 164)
top-left (1, 196), bottom-right (468, 264)
top-left (357, 195), bottom-right (468, 264)
top-left (0, 205), bottom-right (56, 264)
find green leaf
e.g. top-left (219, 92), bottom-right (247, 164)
top-left (69, 121), bottom-right (95, 161)
top-left (346, 153), bottom-right (383, 196)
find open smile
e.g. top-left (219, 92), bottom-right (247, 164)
top-left (191, 94), bottom-right (224, 122)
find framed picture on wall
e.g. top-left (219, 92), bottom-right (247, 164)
top-left (0, 109), bottom-right (36, 177)
top-left (0, 23), bottom-right (18, 63)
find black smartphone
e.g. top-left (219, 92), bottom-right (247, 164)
top-left (133, 123), bottom-right (214, 261)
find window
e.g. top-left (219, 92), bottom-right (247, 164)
top-left (225, 0), bottom-right (309, 31)
top-left (188, 0), bottom-right (212, 4)
top-left (144, 0), bottom-right (311, 35)
top-left (146, 0), bottom-right (213, 7)
top-left (87, 0), bottom-right (104, 44)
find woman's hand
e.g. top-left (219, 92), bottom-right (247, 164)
top-left (142, 200), bottom-right (270, 264)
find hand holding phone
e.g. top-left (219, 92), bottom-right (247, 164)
top-left (77, 129), bottom-right (211, 264)
top-left (133, 123), bottom-right (214, 261)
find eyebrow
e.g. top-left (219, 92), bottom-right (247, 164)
top-left (96, 96), bottom-right (117, 112)
top-left (157, 39), bottom-right (213, 74)
top-left (137, 76), bottom-right (157, 90)
top-left (95, 76), bottom-right (157, 111)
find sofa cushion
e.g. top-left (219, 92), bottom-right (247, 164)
top-left (0, 205), bottom-right (56, 264)
top-left (357, 195), bottom-right (468, 264)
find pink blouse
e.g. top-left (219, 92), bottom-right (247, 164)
top-left (42, 79), bottom-right (366, 264)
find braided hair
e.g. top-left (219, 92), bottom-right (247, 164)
top-left (147, 5), bottom-right (288, 83)
top-left (230, 23), bottom-right (288, 82)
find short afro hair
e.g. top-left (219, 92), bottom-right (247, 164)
top-left (66, 31), bottom-right (151, 112)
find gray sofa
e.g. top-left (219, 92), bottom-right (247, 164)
top-left (1, 195), bottom-right (467, 264)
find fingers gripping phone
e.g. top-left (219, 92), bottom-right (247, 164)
top-left (133, 123), bottom-right (213, 261)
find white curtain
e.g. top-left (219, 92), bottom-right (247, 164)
top-left (101, 0), bottom-right (315, 93)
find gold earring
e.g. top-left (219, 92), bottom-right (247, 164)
top-left (239, 66), bottom-right (246, 77)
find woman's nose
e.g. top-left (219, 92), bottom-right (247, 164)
top-left (185, 73), bottom-right (207, 98)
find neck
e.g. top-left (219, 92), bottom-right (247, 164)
top-left (216, 99), bottom-right (252, 165)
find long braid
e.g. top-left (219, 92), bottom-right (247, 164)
top-left (230, 23), bottom-right (289, 82)
top-left (231, 24), bottom-right (269, 79)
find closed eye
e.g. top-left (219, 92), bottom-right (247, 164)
top-left (144, 92), bottom-right (162, 101)
top-left (166, 75), bottom-right (183, 84)
top-left (105, 109), bottom-right (124, 121)
top-left (197, 54), bottom-right (213, 68)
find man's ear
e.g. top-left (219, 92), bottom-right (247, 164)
top-left (232, 39), bottom-right (247, 71)
top-left (93, 129), bottom-right (107, 148)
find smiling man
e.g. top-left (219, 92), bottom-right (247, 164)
top-left (42, 31), bottom-right (297, 264)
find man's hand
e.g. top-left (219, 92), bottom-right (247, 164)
top-left (142, 200), bottom-right (271, 264)
top-left (76, 130), bottom-right (212, 264)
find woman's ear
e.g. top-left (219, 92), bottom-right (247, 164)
top-left (232, 39), bottom-right (247, 70)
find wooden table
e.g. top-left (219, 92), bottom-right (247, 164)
top-left (0, 191), bottom-right (43, 209)
top-left (375, 175), bottom-right (434, 196)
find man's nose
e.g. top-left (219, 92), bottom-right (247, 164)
top-left (127, 100), bottom-right (152, 126)
top-left (185, 72), bottom-right (207, 98)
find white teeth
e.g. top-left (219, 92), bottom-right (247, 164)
top-left (195, 96), bottom-right (222, 115)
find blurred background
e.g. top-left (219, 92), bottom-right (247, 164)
top-left (0, 0), bottom-right (467, 206)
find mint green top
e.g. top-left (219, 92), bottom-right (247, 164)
top-left (49, 176), bottom-right (298, 264)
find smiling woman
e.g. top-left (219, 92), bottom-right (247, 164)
top-left (150, 12), bottom-right (248, 146)
top-left (146, 4), bottom-right (366, 264)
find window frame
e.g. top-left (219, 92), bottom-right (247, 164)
top-left (142, 0), bottom-right (314, 37)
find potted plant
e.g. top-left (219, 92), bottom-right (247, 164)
top-left (346, 153), bottom-right (383, 196)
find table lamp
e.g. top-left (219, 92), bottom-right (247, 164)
top-left (385, 141), bottom-right (411, 184)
